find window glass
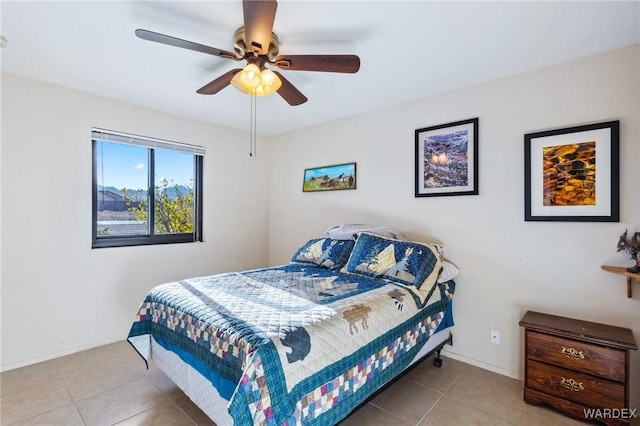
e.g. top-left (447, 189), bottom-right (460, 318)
top-left (92, 130), bottom-right (203, 248)
top-left (153, 150), bottom-right (195, 235)
top-left (95, 142), bottom-right (149, 237)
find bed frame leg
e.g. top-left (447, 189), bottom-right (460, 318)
top-left (433, 351), bottom-right (443, 367)
top-left (433, 331), bottom-right (453, 368)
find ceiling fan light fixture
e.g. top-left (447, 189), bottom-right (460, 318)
top-left (136, 1), bottom-right (360, 106)
top-left (231, 64), bottom-right (282, 96)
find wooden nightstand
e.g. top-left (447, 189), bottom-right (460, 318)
top-left (519, 311), bottom-right (637, 426)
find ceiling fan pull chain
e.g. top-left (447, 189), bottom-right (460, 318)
top-left (249, 91), bottom-right (257, 157)
top-left (253, 94), bottom-right (257, 156)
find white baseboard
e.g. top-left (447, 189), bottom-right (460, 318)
top-left (441, 348), bottom-right (521, 381)
top-left (0, 338), bottom-right (123, 372)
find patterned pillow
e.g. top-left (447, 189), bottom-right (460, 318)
top-left (290, 238), bottom-right (355, 270)
top-left (343, 232), bottom-right (443, 290)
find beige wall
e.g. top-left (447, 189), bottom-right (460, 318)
top-left (1, 74), bottom-right (270, 369)
top-left (267, 45), bottom-right (640, 407)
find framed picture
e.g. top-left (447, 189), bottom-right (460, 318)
top-left (303, 162), bottom-right (356, 192)
top-left (524, 120), bottom-right (619, 222)
top-left (415, 118), bottom-right (478, 197)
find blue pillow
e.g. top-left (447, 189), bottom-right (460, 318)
top-left (343, 232), bottom-right (442, 289)
top-left (290, 238), bottom-right (355, 270)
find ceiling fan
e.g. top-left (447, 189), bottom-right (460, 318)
top-left (136, 0), bottom-right (361, 106)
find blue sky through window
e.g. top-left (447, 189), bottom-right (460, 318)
top-left (97, 141), bottom-right (194, 191)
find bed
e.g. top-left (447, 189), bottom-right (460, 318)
top-left (127, 229), bottom-right (458, 425)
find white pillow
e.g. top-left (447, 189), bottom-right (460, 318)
top-left (438, 260), bottom-right (459, 283)
top-left (325, 223), bottom-right (407, 241)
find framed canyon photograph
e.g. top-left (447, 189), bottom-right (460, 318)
top-left (415, 118), bottom-right (478, 197)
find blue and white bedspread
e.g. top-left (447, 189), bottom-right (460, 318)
top-left (127, 264), bottom-right (455, 425)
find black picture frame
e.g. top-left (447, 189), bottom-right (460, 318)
top-left (524, 120), bottom-right (619, 222)
top-left (415, 118), bottom-right (479, 197)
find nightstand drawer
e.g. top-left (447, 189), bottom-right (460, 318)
top-left (526, 360), bottom-right (625, 409)
top-left (526, 331), bottom-right (626, 382)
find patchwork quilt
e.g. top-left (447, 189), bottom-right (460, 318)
top-left (127, 264), bottom-right (455, 425)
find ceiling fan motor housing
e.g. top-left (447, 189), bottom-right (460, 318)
top-left (233, 27), bottom-right (279, 61)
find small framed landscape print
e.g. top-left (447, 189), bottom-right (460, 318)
top-left (415, 118), bottom-right (479, 197)
top-left (524, 120), bottom-right (619, 222)
top-left (303, 162), bottom-right (356, 192)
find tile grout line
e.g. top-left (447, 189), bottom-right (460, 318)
top-left (415, 391), bottom-right (446, 426)
top-left (3, 361), bottom-right (88, 425)
top-left (144, 375), bottom-right (200, 426)
top-left (434, 364), bottom-right (525, 425)
top-left (54, 358), bottom-right (89, 426)
top-left (366, 402), bottom-right (415, 426)
top-left (440, 360), bottom-right (469, 395)
top-left (412, 359), bottom-right (470, 426)
top-left (106, 343), bottom-right (199, 425)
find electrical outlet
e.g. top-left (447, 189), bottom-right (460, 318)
top-left (490, 329), bottom-right (500, 344)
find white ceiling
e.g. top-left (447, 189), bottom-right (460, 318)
top-left (1, 1), bottom-right (639, 135)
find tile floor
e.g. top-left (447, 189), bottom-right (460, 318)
top-left (1, 341), bottom-right (592, 426)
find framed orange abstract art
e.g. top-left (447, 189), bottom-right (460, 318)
top-left (524, 121), bottom-right (619, 222)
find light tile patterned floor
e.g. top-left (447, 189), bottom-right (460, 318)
top-left (1, 341), bottom-right (591, 425)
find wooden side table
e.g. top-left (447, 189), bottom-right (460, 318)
top-left (601, 265), bottom-right (640, 298)
top-left (520, 311), bottom-right (637, 426)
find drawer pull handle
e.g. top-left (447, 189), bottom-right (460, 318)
top-left (561, 347), bottom-right (584, 360)
top-left (560, 377), bottom-right (584, 392)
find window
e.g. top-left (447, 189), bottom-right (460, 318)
top-left (92, 129), bottom-right (204, 248)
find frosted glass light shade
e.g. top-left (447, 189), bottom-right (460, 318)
top-left (231, 64), bottom-right (282, 96)
top-left (259, 69), bottom-right (281, 95)
top-left (230, 63), bottom-right (262, 92)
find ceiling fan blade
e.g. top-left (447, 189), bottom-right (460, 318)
top-left (135, 29), bottom-right (240, 60)
top-left (274, 55), bottom-right (361, 73)
top-left (243, 0), bottom-right (277, 55)
top-left (196, 69), bottom-right (242, 95)
top-left (274, 71), bottom-right (307, 106)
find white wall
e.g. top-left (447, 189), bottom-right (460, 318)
top-left (267, 45), bottom-right (640, 407)
top-left (2, 45), bottom-right (639, 408)
top-left (1, 74), bottom-right (270, 370)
